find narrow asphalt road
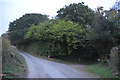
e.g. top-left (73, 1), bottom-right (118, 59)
top-left (19, 51), bottom-right (98, 78)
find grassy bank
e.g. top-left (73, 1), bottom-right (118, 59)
top-left (2, 39), bottom-right (27, 78)
top-left (85, 63), bottom-right (115, 78)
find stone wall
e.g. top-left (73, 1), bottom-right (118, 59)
top-left (110, 45), bottom-right (120, 77)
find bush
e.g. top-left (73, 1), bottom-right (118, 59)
top-left (25, 19), bottom-right (90, 59)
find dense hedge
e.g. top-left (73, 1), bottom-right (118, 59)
top-left (24, 19), bottom-right (93, 60)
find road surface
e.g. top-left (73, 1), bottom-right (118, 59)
top-left (19, 51), bottom-right (98, 78)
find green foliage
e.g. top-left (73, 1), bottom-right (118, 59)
top-left (107, 9), bottom-right (118, 23)
top-left (8, 13), bottom-right (49, 45)
top-left (8, 2), bottom-right (120, 62)
top-left (57, 2), bottom-right (94, 25)
top-left (25, 19), bottom-right (88, 57)
top-left (89, 8), bottom-right (119, 58)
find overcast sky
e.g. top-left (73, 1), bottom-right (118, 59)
top-left (0, 0), bottom-right (118, 35)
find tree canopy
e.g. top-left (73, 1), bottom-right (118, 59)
top-left (57, 2), bottom-right (94, 26)
top-left (8, 13), bottom-right (49, 45)
top-left (8, 2), bottom-right (120, 61)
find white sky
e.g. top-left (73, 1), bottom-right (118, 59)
top-left (0, 0), bottom-right (118, 35)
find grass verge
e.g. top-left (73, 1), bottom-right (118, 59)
top-left (85, 63), bottom-right (115, 78)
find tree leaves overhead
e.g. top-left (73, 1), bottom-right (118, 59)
top-left (57, 2), bottom-right (95, 26)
